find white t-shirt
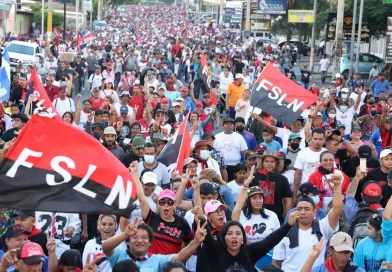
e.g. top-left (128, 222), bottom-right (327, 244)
top-left (53, 97), bottom-right (76, 117)
top-left (89, 73), bottom-right (104, 90)
top-left (294, 147), bottom-right (327, 185)
top-left (83, 238), bottom-right (113, 272)
top-left (336, 106), bottom-right (356, 135)
top-left (277, 127), bottom-right (306, 149)
top-left (213, 132), bottom-right (248, 166)
top-left (219, 72), bottom-right (234, 95)
top-left (227, 180), bottom-right (243, 202)
top-left (113, 103), bottom-right (134, 117)
top-left (239, 208), bottom-right (280, 244)
top-left (282, 169), bottom-right (295, 192)
top-left (319, 59), bottom-right (330, 71)
top-left (272, 216), bottom-right (338, 272)
top-left (100, 89), bottom-right (119, 104)
top-left (349, 92), bottom-right (367, 114)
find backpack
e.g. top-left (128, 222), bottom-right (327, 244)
top-left (348, 206), bottom-right (379, 249)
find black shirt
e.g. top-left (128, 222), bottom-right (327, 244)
top-left (300, 69), bottom-right (311, 83)
top-left (71, 61), bottom-right (86, 77)
top-left (250, 171), bottom-right (293, 222)
top-left (55, 68), bottom-right (73, 81)
top-left (342, 156), bottom-right (380, 178)
top-left (381, 184), bottom-right (392, 208)
top-left (2, 128), bottom-right (19, 142)
top-left (121, 151), bottom-right (143, 167)
top-left (9, 86), bottom-right (27, 105)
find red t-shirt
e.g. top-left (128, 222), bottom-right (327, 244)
top-left (381, 129), bottom-right (391, 149)
top-left (136, 118), bottom-right (150, 138)
top-left (88, 97), bottom-right (106, 111)
top-left (129, 95), bottom-right (144, 120)
top-left (44, 85), bottom-right (59, 102)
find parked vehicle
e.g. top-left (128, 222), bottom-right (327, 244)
top-left (340, 53), bottom-right (386, 79)
top-left (6, 41), bottom-right (43, 70)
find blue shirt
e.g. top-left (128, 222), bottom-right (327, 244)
top-left (370, 79), bottom-right (390, 97)
top-left (369, 129), bottom-right (382, 158)
top-left (261, 140), bottom-right (282, 151)
top-left (312, 263), bottom-right (365, 272)
top-left (0, 250), bottom-right (48, 272)
top-left (353, 237), bottom-right (390, 272)
top-left (108, 248), bottom-right (173, 272)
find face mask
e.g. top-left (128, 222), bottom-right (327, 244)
top-left (290, 143), bottom-right (299, 150)
top-left (329, 113), bottom-right (336, 119)
top-left (199, 150), bottom-right (210, 160)
top-left (144, 155), bottom-right (155, 164)
top-left (236, 126), bottom-right (245, 133)
top-left (311, 195), bottom-right (320, 205)
top-left (371, 111), bottom-right (377, 116)
top-left (341, 94), bottom-right (348, 99)
top-left (163, 66), bottom-right (168, 69)
top-left (340, 106), bottom-right (348, 113)
top-left (368, 101), bottom-right (375, 105)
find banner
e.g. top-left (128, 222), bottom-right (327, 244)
top-left (0, 115), bottom-right (137, 214)
top-left (288, 10), bottom-right (314, 23)
top-left (0, 48), bottom-right (10, 101)
top-left (257, 0), bottom-right (286, 15)
top-left (157, 115), bottom-right (191, 173)
top-left (250, 63), bottom-right (318, 125)
top-left (84, 0), bottom-right (92, 11)
top-left (197, 53), bottom-right (212, 94)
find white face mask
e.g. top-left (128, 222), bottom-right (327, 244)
top-left (199, 150), bottom-right (210, 160)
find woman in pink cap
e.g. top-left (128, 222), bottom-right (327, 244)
top-left (100, 79), bottom-right (119, 104)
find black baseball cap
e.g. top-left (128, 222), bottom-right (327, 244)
top-left (200, 183), bottom-right (215, 195)
top-left (223, 117), bottom-right (235, 125)
top-left (12, 210), bottom-right (35, 219)
top-left (298, 182), bottom-right (322, 196)
top-left (4, 224), bottom-right (30, 238)
top-left (358, 145), bottom-right (372, 159)
top-left (202, 132), bottom-right (215, 140)
top-left (59, 249), bottom-right (82, 267)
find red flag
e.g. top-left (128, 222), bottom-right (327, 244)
top-left (157, 114), bottom-right (191, 173)
top-left (53, 28), bottom-right (61, 37)
top-left (29, 68), bottom-right (61, 120)
top-left (77, 31), bottom-right (93, 45)
top-left (197, 53), bottom-right (212, 94)
top-left (0, 115), bottom-right (137, 214)
top-left (210, 89), bottom-right (219, 105)
top-left (251, 63), bottom-right (318, 125)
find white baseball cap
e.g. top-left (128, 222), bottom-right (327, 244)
top-left (235, 74), bottom-right (245, 80)
top-left (142, 172), bottom-right (157, 185)
top-left (380, 149), bottom-right (392, 159)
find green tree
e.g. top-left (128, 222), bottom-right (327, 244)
top-left (30, 3), bottom-right (64, 29)
top-left (271, 0), bottom-right (333, 40)
top-left (345, 0), bottom-right (392, 37)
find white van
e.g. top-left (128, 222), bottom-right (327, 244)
top-left (6, 41), bottom-right (42, 69)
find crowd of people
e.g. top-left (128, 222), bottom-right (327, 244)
top-left (1, 3), bottom-right (392, 272)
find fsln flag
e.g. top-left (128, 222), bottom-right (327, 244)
top-left (28, 68), bottom-right (61, 120)
top-left (251, 63), bottom-right (318, 125)
top-left (157, 114), bottom-right (191, 173)
top-left (0, 114), bottom-right (137, 215)
top-left (197, 53), bottom-right (212, 94)
top-left (0, 48), bottom-right (11, 101)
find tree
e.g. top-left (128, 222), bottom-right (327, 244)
top-left (30, 3), bottom-right (64, 29)
top-left (345, 0), bottom-right (392, 37)
top-left (271, 0), bottom-right (333, 41)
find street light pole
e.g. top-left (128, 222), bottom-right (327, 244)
top-left (348, 0), bottom-right (357, 76)
top-left (309, 0), bottom-right (318, 72)
top-left (63, 0), bottom-right (66, 38)
top-left (332, 0), bottom-right (345, 76)
top-left (76, 0), bottom-right (79, 33)
top-left (41, 0), bottom-right (44, 42)
top-left (354, 0), bottom-right (364, 73)
top-left (244, 0), bottom-right (251, 46)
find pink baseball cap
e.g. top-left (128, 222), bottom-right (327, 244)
top-left (204, 200), bottom-right (226, 215)
top-left (158, 189), bottom-right (176, 201)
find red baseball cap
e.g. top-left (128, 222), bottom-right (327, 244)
top-left (161, 98), bottom-right (169, 104)
top-left (363, 183), bottom-right (382, 203)
top-left (195, 101), bottom-right (203, 108)
top-left (17, 242), bottom-right (44, 265)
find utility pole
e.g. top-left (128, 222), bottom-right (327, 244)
top-left (244, 0), bottom-right (251, 46)
top-left (354, 0), bottom-right (364, 73)
top-left (97, 0), bottom-right (101, 21)
top-left (309, 0), bottom-right (318, 72)
top-left (41, 0), bottom-right (44, 42)
top-left (47, 0), bottom-right (53, 47)
top-left (63, 0), bottom-right (66, 38)
top-left (348, 0), bottom-right (357, 76)
top-left (81, 0), bottom-right (85, 27)
top-left (332, 0), bottom-right (345, 76)
top-left (76, 0), bottom-right (79, 33)
top-left (90, 3), bottom-right (92, 27)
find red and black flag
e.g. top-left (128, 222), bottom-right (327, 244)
top-left (26, 68), bottom-right (61, 120)
top-left (180, 24), bottom-right (187, 36)
top-left (0, 115), bottom-right (137, 215)
top-left (251, 63), bottom-right (318, 125)
top-left (197, 53), bottom-right (212, 94)
top-left (157, 114), bottom-right (191, 173)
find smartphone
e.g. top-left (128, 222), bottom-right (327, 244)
top-left (360, 158), bottom-right (367, 173)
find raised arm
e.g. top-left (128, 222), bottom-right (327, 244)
top-left (128, 161), bottom-right (151, 220)
top-left (353, 87), bottom-right (364, 112)
top-left (176, 171), bottom-right (195, 211)
top-left (251, 112), bottom-right (278, 135)
top-left (326, 174), bottom-right (344, 229)
top-left (74, 94), bottom-right (82, 125)
top-left (232, 166), bottom-right (254, 221)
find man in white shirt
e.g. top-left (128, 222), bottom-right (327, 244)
top-left (318, 54), bottom-right (330, 84)
top-left (293, 128), bottom-right (326, 198)
top-left (272, 179), bottom-right (343, 272)
top-left (46, 55), bottom-right (58, 75)
top-left (88, 66), bottom-right (104, 91)
top-left (53, 87), bottom-right (76, 116)
top-left (214, 117), bottom-right (248, 181)
top-left (114, 91), bottom-right (134, 117)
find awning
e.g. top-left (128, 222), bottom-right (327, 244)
top-left (0, 4), bottom-right (10, 11)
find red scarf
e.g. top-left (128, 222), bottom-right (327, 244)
top-left (198, 157), bottom-right (208, 170)
top-left (27, 225), bottom-right (42, 238)
top-left (211, 226), bottom-right (223, 235)
top-left (324, 257), bottom-right (335, 272)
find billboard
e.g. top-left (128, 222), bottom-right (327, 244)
top-left (257, 0), bottom-right (286, 15)
top-left (288, 10), bottom-right (314, 23)
top-left (325, 12), bottom-right (369, 42)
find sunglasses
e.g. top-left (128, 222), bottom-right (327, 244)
top-left (158, 199), bottom-right (175, 206)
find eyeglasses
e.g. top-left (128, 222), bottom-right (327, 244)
top-left (211, 209), bottom-right (225, 215)
top-left (158, 199), bottom-right (175, 206)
